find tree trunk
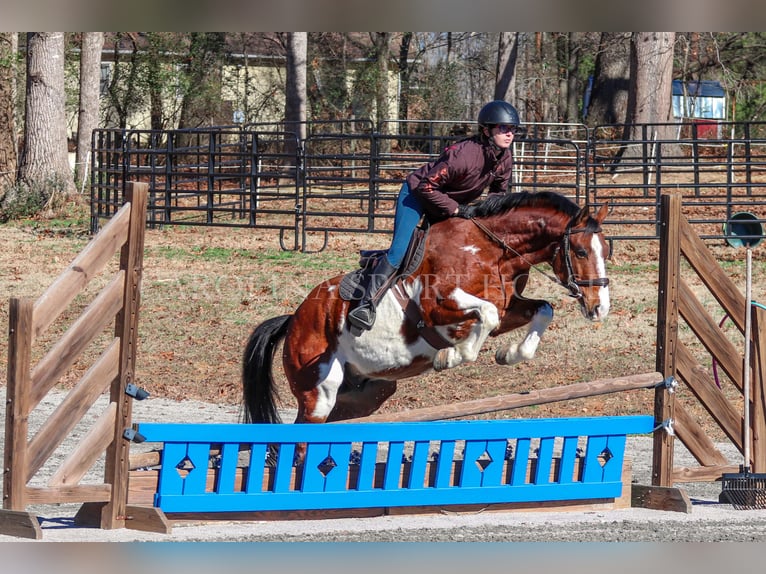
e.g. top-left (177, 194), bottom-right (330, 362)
top-left (75, 32), bottom-right (103, 193)
top-left (625, 32), bottom-right (677, 130)
top-left (18, 32), bottom-right (75, 211)
top-left (586, 32), bottom-right (631, 127)
top-left (397, 32), bottom-right (413, 122)
top-left (618, 32), bottom-right (678, 162)
top-left (284, 32), bottom-right (307, 177)
top-left (494, 32), bottom-right (518, 102)
top-left (0, 33), bottom-right (18, 195)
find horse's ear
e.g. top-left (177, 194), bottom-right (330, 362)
top-left (594, 202), bottom-right (609, 224)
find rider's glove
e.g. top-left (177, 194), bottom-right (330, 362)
top-left (455, 204), bottom-right (474, 219)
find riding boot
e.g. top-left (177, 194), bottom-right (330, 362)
top-left (347, 256), bottom-right (399, 333)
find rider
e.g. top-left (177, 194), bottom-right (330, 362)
top-left (347, 100), bottom-right (522, 333)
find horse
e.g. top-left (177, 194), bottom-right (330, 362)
top-left (242, 190), bottom-right (611, 436)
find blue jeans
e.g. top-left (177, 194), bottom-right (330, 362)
top-left (386, 182), bottom-right (424, 268)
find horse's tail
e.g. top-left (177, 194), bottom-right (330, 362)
top-left (242, 314), bottom-right (291, 424)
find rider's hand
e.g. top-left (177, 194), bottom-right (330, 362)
top-left (454, 204), bottom-right (474, 219)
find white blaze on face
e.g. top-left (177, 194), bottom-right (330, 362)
top-left (591, 234), bottom-right (610, 318)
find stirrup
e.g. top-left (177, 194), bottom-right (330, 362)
top-left (347, 302), bottom-right (376, 333)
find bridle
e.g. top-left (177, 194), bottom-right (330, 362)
top-left (471, 216), bottom-right (610, 300)
top-left (555, 223), bottom-right (611, 299)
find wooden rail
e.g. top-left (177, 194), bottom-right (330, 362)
top-left (347, 372), bottom-right (664, 423)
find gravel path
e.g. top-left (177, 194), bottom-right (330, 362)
top-left (3, 388), bottom-right (766, 542)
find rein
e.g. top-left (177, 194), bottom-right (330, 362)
top-left (470, 217), bottom-right (609, 299)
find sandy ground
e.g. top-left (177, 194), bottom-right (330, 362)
top-left (2, 387), bottom-right (766, 543)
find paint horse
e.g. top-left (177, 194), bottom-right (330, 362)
top-left (242, 191), bottom-right (610, 432)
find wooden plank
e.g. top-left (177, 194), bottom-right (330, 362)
top-left (676, 343), bottom-right (743, 451)
top-left (678, 278), bottom-right (743, 390)
top-left (3, 297), bottom-right (34, 511)
top-left (26, 340), bottom-right (119, 479)
top-left (103, 181), bottom-right (148, 530)
top-left (0, 509), bottom-right (43, 540)
top-left (30, 272), bottom-right (125, 407)
top-left (123, 505), bottom-right (172, 534)
top-left (654, 193), bottom-right (681, 487)
top-left (752, 307), bottom-right (766, 472)
top-left (25, 484), bottom-right (113, 504)
top-left (631, 484), bottom-right (692, 513)
top-left (347, 372), bottom-right (663, 423)
top-left (32, 203), bottom-right (130, 338)
top-left (679, 214), bottom-right (746, 331)
top-left (672, 464), bottom-right (740, 483)
top-left (671, 400), bottom-right (730, 466)
top-left (48, 402), bottom-right (118, 486)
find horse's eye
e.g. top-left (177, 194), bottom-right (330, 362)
top-left (575, 249), bottom-right (588, 259)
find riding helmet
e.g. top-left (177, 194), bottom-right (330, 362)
top-left (477, 100), bottom-right (520, 127)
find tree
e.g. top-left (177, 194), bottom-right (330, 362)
top-left (585, 33), bottom-right (631, 127)
top-left (494, 32), bottom-right (519, 103)
top-left (284, 32), bottom-right (307, 175)
top-left (178, 32), bottom-right (227, 129)
top-left (75, 32), bottom-right (103, 192)
top-left (0, 33), bottom-right (18, 197)
top-left (17, 32), bottom-right (75, 215)
top-left (623, 32), bottom-right (677, 141)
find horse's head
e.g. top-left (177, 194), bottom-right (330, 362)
top-left (552, 202), bottom-right (610, 321)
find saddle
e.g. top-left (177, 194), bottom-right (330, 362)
top-left (339, 220), bottom-right (429, 302)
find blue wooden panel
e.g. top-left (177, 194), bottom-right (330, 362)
top-left (325, 442), bottom-right (352, 492)
top-left (138, 415), bottom-right (654, 514)
top-left (244, 443), bottom-right (267, 494)
top-left (407, 440), bottom-right (430, 489)
top-left (137, 416), bottom-right (653, 445)
top-left (434, 440), bottom-right (455, 488)
top-left (459, 440), bottom-right (486, 487)
top-left (356, 441), bottom-right (378, 491)
top-left (272, 443), bottom-right (295, 493)
top-left (482, 439), bottom-right (507, 487)
top-left (534, 437), bottom-right (555, 485)
top-left (301, 443), bottom-right (331, 493)
top-left (602, 435), bottom-right (627, 483)
top-left (384, 441), bottom-right (404, 490)
top-left (558, 436), bottom-right (580, 484)
top-left (510, 438), bottom-right (530, 485)
top-left (215, 442), bottom-right (240, 494)
top-left (156, 442), bottom-right (187, 496)
top-left (182, 443), bottom-right (210, 494)
top-left (582, 435), bottom-right (609, 484)
top-left (153, 480), bottom-right (628, 513)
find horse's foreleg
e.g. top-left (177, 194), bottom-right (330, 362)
top-left (432, 288), bottom-right (500, 371)
top-left (495, 301), bottom-right (553, 365)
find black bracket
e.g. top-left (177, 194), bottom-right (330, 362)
top-left (125, 382), bottom-right (150, 400)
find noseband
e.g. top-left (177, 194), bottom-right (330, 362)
top-left (557, 224), bottom-right (610, 300)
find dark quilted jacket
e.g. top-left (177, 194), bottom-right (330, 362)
top-left (406, 136), bottom-right (513, 221)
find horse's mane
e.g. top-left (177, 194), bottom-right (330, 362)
top-left (470, 191), bottom-right (600, 231)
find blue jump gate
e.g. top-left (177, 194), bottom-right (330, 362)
top-left (135, 415), bottom-right (654, 514)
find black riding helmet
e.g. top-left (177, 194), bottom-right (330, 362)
top-left (477, 100), bottom-right (520, 128)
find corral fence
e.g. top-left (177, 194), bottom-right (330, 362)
top-left (91, 119), bottom-right (766, 251)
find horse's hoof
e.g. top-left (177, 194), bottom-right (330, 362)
top-left (495, 346), bottom-right (519, 365)
top-left (433, 348), bottom-right (453, 371)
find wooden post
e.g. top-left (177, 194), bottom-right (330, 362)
top-left (1, 298), bottom-right (42, 539)
top-left (653, 193), bottom-right (680, 487)
top-left (100, 181), bottom-right (147, 529)
top-left (751, 306), bottom-right (766, 472)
